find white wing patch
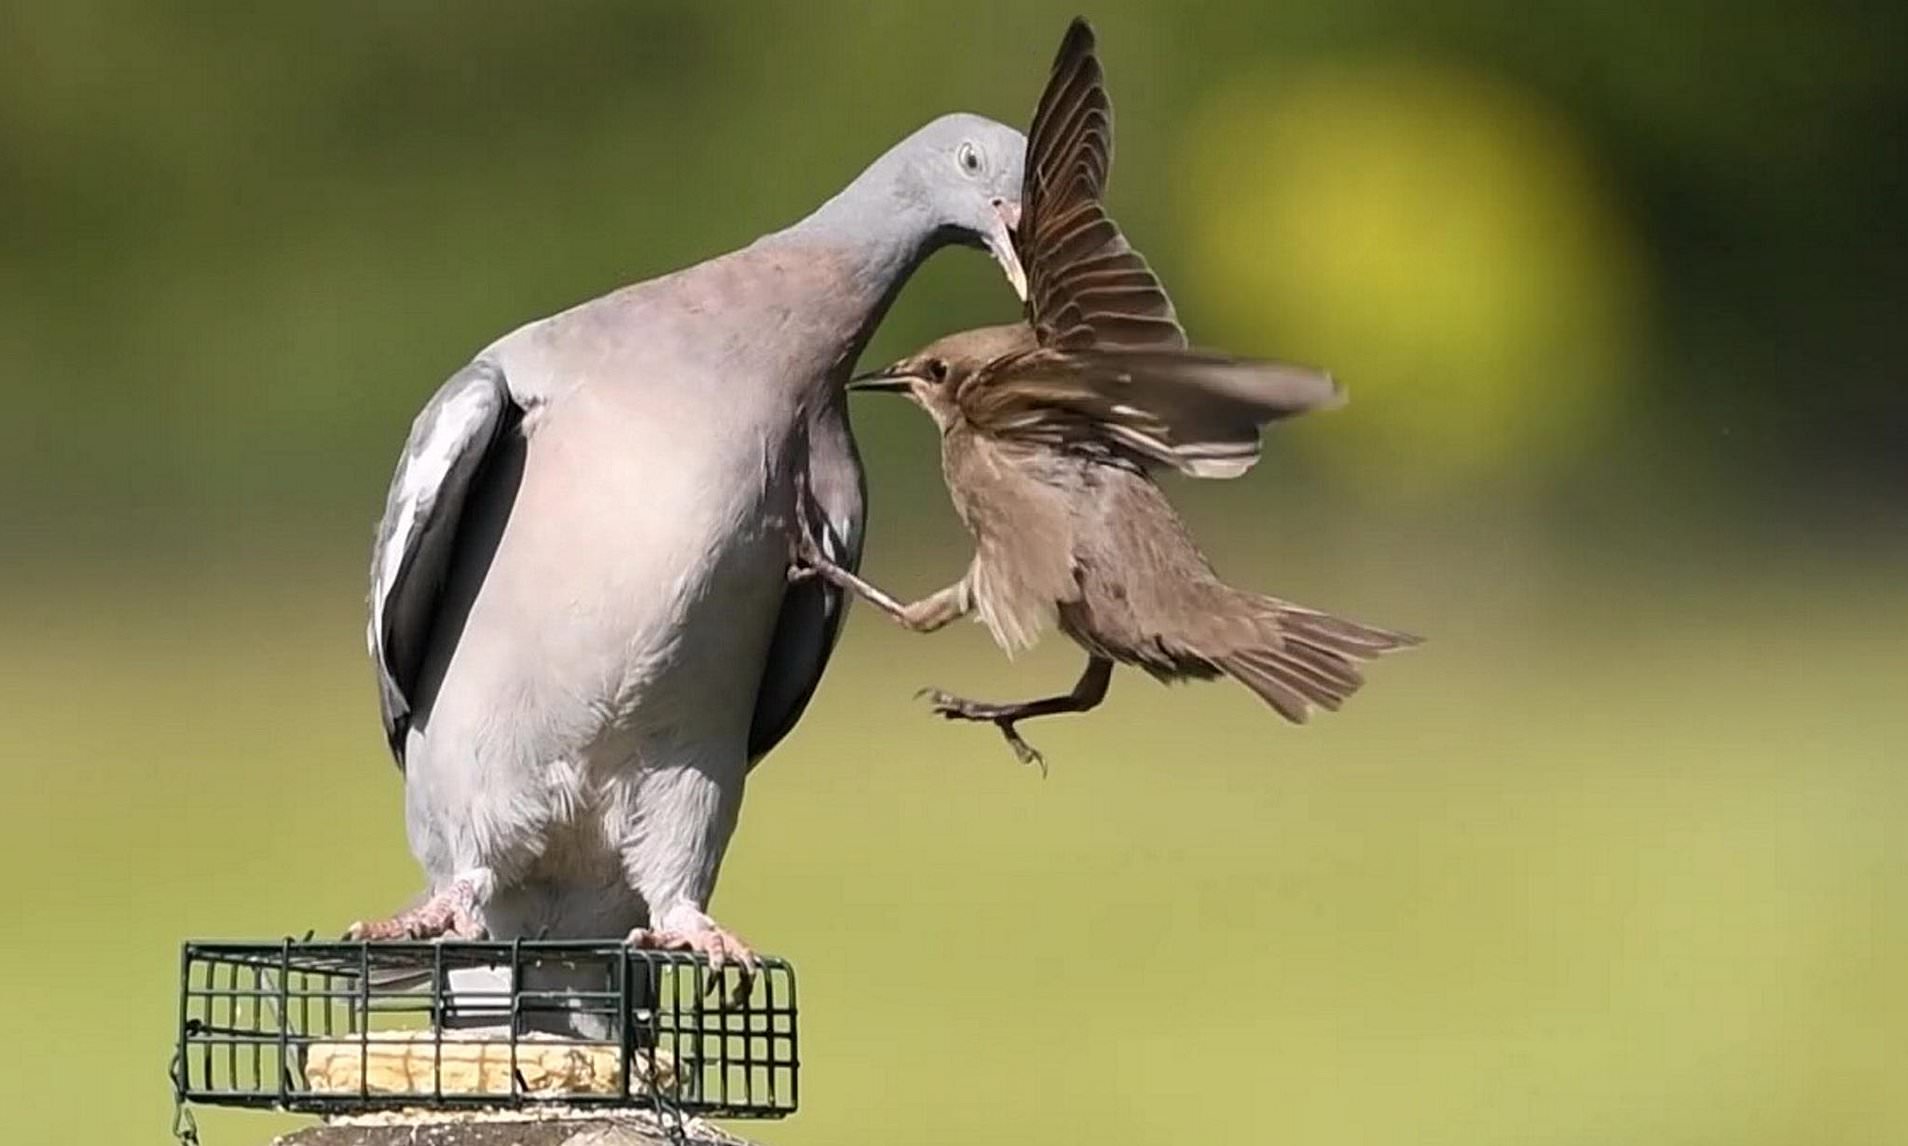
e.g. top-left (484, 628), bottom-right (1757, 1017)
top-left (367, 362), bottom-right (515, 763)
top-left (369, 382), bottom-right (503, 657)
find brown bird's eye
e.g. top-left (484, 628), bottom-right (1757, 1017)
top-left (926, 359), bottom-right (950, 382)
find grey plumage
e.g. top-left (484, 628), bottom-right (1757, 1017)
top-left (794, 19), bottom-right (1419, 767)
top-left (354, 110), bottom-right (1031, 988)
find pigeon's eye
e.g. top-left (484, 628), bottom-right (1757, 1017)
top-left (926, 359), bottom-right (950, 383)
top-left (956, 143), bottom-right (984, 176)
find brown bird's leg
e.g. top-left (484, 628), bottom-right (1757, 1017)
top-left (920, 656), bottom-right (1114, 772)
top-left (790, 531), bottom-right (969, 632)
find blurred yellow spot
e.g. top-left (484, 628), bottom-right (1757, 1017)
top-left (1177, 59), bottom-right (1647, 495)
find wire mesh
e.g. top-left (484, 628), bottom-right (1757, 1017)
top-left (174, 940), bottom-right (797, 1119)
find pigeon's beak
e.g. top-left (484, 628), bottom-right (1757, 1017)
top-left (983, 198), bottom-right (1028, 302)
top-left (847, 366), bottom-right (919, 394)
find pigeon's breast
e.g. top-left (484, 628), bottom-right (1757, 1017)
top-left (558, 378), bottom-right (791, 709)
top-left (417, 367), bottom-right (794, 782)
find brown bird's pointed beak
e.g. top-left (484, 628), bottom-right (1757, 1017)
top-left (847, 366), bottom-right (918, 393)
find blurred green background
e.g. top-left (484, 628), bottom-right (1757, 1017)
top-left (2, 1), bottom-right (1902, 1142)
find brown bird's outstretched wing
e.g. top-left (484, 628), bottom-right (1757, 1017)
top-left (1019, 18), bottom-right (1184, 352)
top-left (983, 18), bottom-right (1338, 477)
top-left (957, 346), bottom-right (1343, 479)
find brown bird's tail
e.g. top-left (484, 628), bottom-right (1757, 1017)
top-left (1213, 598), bottom-right (1421, 724)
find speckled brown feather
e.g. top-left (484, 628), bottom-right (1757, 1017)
top-left (1051, 464), bottom-right (1420, 721)
top-left (955, 342), bottom-right (1342, 478)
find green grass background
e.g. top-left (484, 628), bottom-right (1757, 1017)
top-left (4, 515), bottom-right (1900, 1144)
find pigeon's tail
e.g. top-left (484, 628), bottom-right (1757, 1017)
top-left (1212, 597), bottom-right (1421, 724)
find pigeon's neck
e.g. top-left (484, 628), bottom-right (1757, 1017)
top-left (786, 143), bottom-right (942, 266)
top-left (787, 201), bottom-right (939, 282)
top-left (762, 156), bottom-right (950, 380)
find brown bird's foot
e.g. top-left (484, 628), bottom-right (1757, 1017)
top-left (345, 877), bottom-right (487, 941)
top-left (917, 688), bottom-right (1049, 774)
top-left (787, 469), bottom-right (831, 583)
top-left (787, 528), bottom-right (822, 583)
top-left (627, 908), bottom-right (758, 1007)
top-left (789, 521), bottom-right (854, 587)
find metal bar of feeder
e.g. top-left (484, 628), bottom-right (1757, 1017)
top-left (357, 942), bottom-right (370, 1103)
top-left (508, 938), bottom-right (522, 1100)
top-left (432, 940), bottom-right (445, 1104)
top-left (618, 947), bottom-right (634, 1103)
top-left (175, 944), bottom-right (193, 1099)
top-left (276, 939), bottom-right (291, 1104)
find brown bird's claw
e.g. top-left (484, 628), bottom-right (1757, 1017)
top-left (787, 525), bottom-right (822, 583)
top-left (918, 687), bottom-right (999, 716)
top-left (918, 687), bottom-right (1010, 722)
top-left (788, 468), bottom-right (847, 589)
top-left (998, 723), bottom-right (1048, 775)
top-left (916, 686), bottom-right (971, 715)
top-left (917, 688), bottom-right (1050, 775)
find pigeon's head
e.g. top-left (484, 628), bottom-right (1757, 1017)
top-left (900, 113), bottom-right (1029, 301)
top-left (849, 322), bottom-right (1037, 428)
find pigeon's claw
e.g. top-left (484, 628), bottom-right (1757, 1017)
top-left (346, 877), bottom-right (488, 941)
top-left (627, 912), bottom-right (759, 1009)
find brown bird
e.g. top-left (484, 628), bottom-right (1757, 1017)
top-left (793, 18), bottom-right (1420, 767)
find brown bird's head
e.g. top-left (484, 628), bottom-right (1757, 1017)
top-left (849, 323), bottom-right (1038, 428)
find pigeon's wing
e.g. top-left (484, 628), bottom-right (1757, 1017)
top-left (746, 414), bottom-right (867, 767)
top-left (957, 346), bottom-right (1341, 479)
top-left (368, 360), bottom-right (521, 766)
top-left (1019, 18), bottom-right (1185, 352)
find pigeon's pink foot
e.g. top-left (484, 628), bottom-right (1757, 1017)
top-left (627, 907), bottom-right (758, 1005)
top-left (346, 876), bottom-right (487, 940)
